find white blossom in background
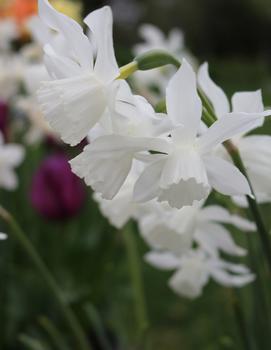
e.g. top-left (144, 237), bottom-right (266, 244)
top-left (0, 19), bottom-right (18, 52)
top-left (132, 24), bottom-right (196, 103)
top-left (0, 132), bottom-right (24, 190)
top-left (0, 232), bottom-right (7, 240)
top-left (138, 202), bottom-right (255, 257)
top-left (15, 58), bottom-right (55, 144)
top-left (145, 249), bottom-right (255, 299)
top-left (37, 0), bottom-right (123, 146)
top-left (95, 173), bottom-right (256, 298)
top-left (0, 55), bottom-right (23, 101)
top-left (198, 63), bottom-right (271, 205)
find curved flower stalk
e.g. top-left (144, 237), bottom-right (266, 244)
top-left (145, 249), bottom-right (255, 299)
top-left (37, 0), bottom-right (121, 146)
top-left (198, 63), bottom-right (271, 205)
top-left (0, 131), bottom-right (24, 190)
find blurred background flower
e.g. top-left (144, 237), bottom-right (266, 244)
top-left (30, 153), bottom-right (86, 220)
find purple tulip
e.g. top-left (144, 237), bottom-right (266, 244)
top-left (0, 101), bottom-right (8, 141)
top-left (30, 154), bottom-right (86, 220)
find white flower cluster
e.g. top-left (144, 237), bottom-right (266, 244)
top-left (36, 0), bottom-right (271, 298)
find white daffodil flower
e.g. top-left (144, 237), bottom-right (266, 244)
top-left (0, 132), bottom-right (25, 190)
top-left (138, 200), bottom-right (254, 257)
top-left (133, 24), bottom-right (185, 57)
top-left (145, 249), bottom-right (255, 299)
top-left (37, 0), bottom-right (121, 146)
top-left (133, 60), bottom-right (270, 209)
top-left (198, 63), bottom-right (271, 204)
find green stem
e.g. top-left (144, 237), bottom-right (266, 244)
top-left (122, 223), bottom-right (149, 341)
top-left (0, 206), bottom-right (91, 350)
top-left (230, 291), bottom-right (254, 350)
top-left (224, 142), bottom-right (271, 274)
top-left (118, 61), bottom-right (138, 80)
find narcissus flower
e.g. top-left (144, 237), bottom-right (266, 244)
top-left (198, 62), bottom-right (271, 204)
top-left (30, 154), bottom-right (86, 220)
top-left (37, 0), bottom-right (121, 146)
top-left (146, 249), bottom-right (255, 299)
top-left (133, 60), bottom-right (270, 209)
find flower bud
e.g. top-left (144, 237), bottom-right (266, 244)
top-left (30, 154), bottom-right (86, 220)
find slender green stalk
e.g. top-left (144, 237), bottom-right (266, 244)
top-left (84, 304), bottom-right (113, 350)
top-left (122, 223), bottom-right (149, 341)
top-left (19, 335), bottom-right (49, 350)
top-left (230, 291), bottom-right (254, 350)
top-left (0, 206), bottom-right (91, 350)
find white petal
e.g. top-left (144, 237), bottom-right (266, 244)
top-left (27, 15), bottom-right (53, 46)
top-left (133, 24), bottom-right (165, 55)
top-left (133, 158), bottom-right (165, 202)
top-left (144, 251), bottom-right (180, 270)
top-left (38, 0), bottom-right (93, 70)
top-left (71, 135), bottom-right (165, 199)
top-left (138, 24), bottom-right (165, 46)
top-left (0, 168), bottom-right (18, 190)
top-left (197, 62), bottom-right (230, 118)
top-left (195, 222), bottom-right (247, 257)
top-left (140, 220), bottom-right (193, 255)
top-left (204, 156), bottom-right (252, 196)
top-left (1, 145), bottom-right (25, 167)
top-left (37, 74), bottom-right (107, 146)
top-left (199, 205), bottom-right (255, 231)
top-left (169, 262), bottom-right (209, 299)
top-left (198, 111), bottom-right (271, 154)
top-left (232, 90), bottom-right (265, 130)
top-left (43, 45), bottom-right (82, 79)
top-left (84, 6), bottom-right (119, 83)
top-left (210, 268), bottom-right (255, 287)
top-left (93, 185), bottom-right (135, 229)
top-left (168, 28), bottom-right (184, 53)
top-left (166, 59), bottom-right (202, 139)
top-left (232, 90), bottom-right (264, 113)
